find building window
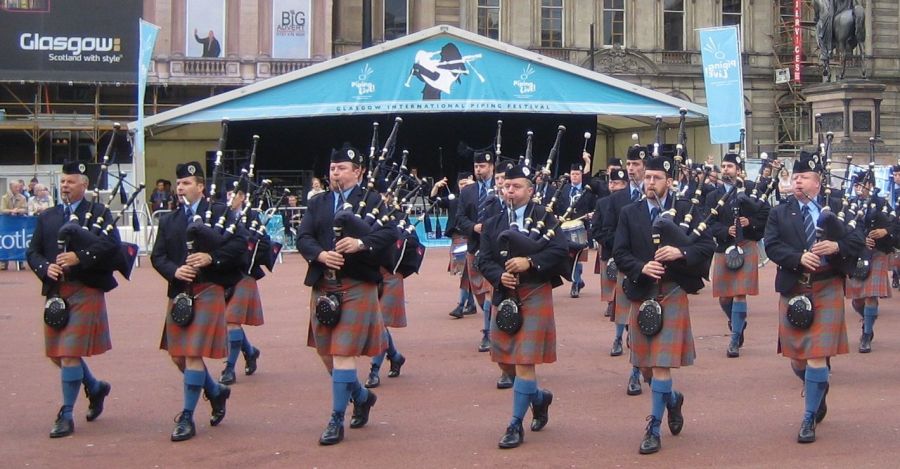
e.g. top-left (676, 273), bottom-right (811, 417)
top-left (540, 0), bottom-right (563, 48)
top-left (602, 0), bottom-right (625, 46)
top-left (1, 0), bottom-right (49, 11)
top-left (723, 0), bottom-right (741, 27)
top-left (663, 0), bottom-right (684, 51)
top-left (384, 0), bottom-right (408, 41)
top-left (477, 0), bottom-right (500, 40)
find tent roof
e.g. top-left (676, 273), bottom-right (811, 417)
top-left (134, 25), bottom-right (706, 132)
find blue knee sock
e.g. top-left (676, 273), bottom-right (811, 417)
top-left (510, 378), bottom-right (537, 426)
top-left (630, 366), bottom-right (641, 380)
top-left (61, 366), bottom-right (84, 419)
top-left (371, 351), bottom-right (386, 371)
top-left (241, 332), bottom-right (255, 356)
top-left (791, 363), bottom-right (806, 382)
top-left (226, 329), bottom-right (244, 370)
top-left (385, 329), bottom-right (398, 360)
top-left (457, 288), bottom-right (468, 306)
top-left (81, 360), bottom-right (100, 395)
top-left (851, 300), bottom-right (864, 317)
top-left (483, 300), bottom-right (492, 333)
top-left (332, 369), bottom-right (358, 416)
top-left (615, 324), bottom-right (626, 340)
top-left (730, 299), bottom-right (747, 344)
top-left (719, 298), bottom-right (733, 321)
top-left (863, 305), bottom-right (877, 334)
top-left (803, 366), bottom-right (829, 421)
top-left (183, 369), bottom-right (205, 413)
top-left (574, 263), bottom-right (583, 284)
top-left (349, 378), bottom-right (368, 404)
top-left (649, 378), bottom-right (672, 436)
top-left (203, 369), bottom-right (221, 397)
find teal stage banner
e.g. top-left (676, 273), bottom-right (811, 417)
top-left (698, 26), bottom-right (745, 144)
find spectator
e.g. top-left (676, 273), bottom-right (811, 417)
top-left (193, 28), bottom-right (221, 58)
top-left (27, 177), bottom-right (38, 198)
top-left (306, 177), bottom-right (325, 202)
top-left (778, 166), bottom-right (792, 199)
top-left (149, 178), bottom-right (175, 213)
top-left (1, 181), bottom-right (27, 270)
top-left (18, 179), bottom-right (31, 198)
top-left (282, 194), bottom-right (302, 250)
top-left (27, 183), bottom-right (53, 215)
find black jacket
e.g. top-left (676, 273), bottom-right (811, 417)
top-left (613, 195), bottom-right (715, 295)
top-left (297, 186), bottom-right (398, 286)
top-left (590, 195), bottom-right (614, 260)
top-left (476, 202), bottom-right (568, 305)
top-left (432, 195), bottom-right (461, 237)
top-left (27, 199), bottom-right (121, 295)
top-left (455, 180), bottom-right (500, 254)
top-left (556, 182), bottom-right (597, 228)
top-left (850, 194), bottom-right (895, 254)
top-left (151, 199), bottom-right (248, 298)
top-left (763, 196), bottom-right (865, 294)
top-left (600, 185), bottom-right (641, 259)
top-left (704, 181), bottom-right (771, 252)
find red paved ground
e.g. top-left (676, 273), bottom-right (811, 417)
top-left (2, 250), bottom-right (899, 468)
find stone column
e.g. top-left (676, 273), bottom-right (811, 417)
top-left (874, 98), bottom-right (882, 142)
top-left (842, 98), bottom-right (852, 143)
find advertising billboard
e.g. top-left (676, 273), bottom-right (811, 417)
top-left (185, 0), bottom-right (225, 58)
top-left (272, 0), bottom-right (311, 59)
top-left (0, 0), bottom-right (141, 83)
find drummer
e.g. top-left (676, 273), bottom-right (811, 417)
top-left (556, 154), bottom-right (597, 298)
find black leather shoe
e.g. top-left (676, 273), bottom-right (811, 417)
top-left (387, 354), bottom-right (405, 378)
top-left (530, 390), bottom-right (553, 431)
top-left (604, 302), bottom-right (613, 318)
top-left (610, 338), bottom-right (623, 357)
top-left (85, 381), bottom-right (111, 422)
top-left (627, 374), bottom-right (642, 396)
top-left (207, 385), bottom-right (231, 426)
top-left (859, 332), bottom-right (873, 353)
top-left (498, 422), bottom-right (524, 449)
top-left (319, 419), bottom-right (344, 445)
top-left (797, 417), bottom-right (816, 443)
top-left (462, 303), bottom-right (477, 315)
top-left (449, 304), bottom-right (464, 319)
top-left (497, 373), bottom-right (514, 389)
top-left (570, 283), bottom-right (580, 298)
top-left (667, 391), bottom-right (684, 435)
top-left (49, 408), bottom-right (74, 438)
top-left (816, 382), bottom-right (829, 424)
top-left (892, 277), bottom-right (899, 289)
top-left (349, 391), bottom-right (377, 428)
top-left (244, 347), bottom-right (260, 376)
top-left (219, 367), bottom-right (236, 385)
top-left (726, 341), bottom-right (740, 358)
top-left (364, 371), bottom-right (381, 388)
top-left (639, 417), bottom-right (661, 454)
top-left (170, 412), bottom-right (195, 442)
top-left (478, 333), bottom-right (491, 353)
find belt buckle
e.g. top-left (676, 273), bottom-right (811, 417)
top-left (324, 269), bottom-right (336, 281)
top-left (799, 272), bottom-right (811, 287)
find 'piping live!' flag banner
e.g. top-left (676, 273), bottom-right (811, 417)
top-left (698, 26), bottom-right (745, 144)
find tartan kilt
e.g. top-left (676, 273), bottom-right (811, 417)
top-left (613, 272), bottom-right (631, 326)
top-left (225, 274), bottom-right (265, 326)
top-left (778, 276), bottom-right (849, 359)
top-left (845, 250), bottom-right (893, 300)
top-left (307, 278), bottom-right (386, 357)
top-left (490, 283), bottom-right (556, 365)
top-left (593, 250), bottom-right (603, 274)
top-left (45, 282), bottom-right (112, 358)
top-left (629, 282), bottom-right (696, 368)
top-left (599, 259), bottom-right (616, 302)
top-left (378, 268), bottom-right (408, 328)
top-left (466, 252), bottom-right (492, 303)
top-left (711, 240), bottom-right (760, 298)
top-left (160, 283), bottom-right (227, 359)
top-left (448, 235), bottom-right (468, 278)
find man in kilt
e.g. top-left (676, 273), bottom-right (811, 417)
top-left (589, 166), bottom-right (626, 353)
top-left (27, 162), bottom-right (120, 438)
top-left (844, 171), bottom-right (894, 353)
top-left (298, 145), bottom-right (398, 445)
top-left (456, 151), bottom-right (516, 388)
top-left (613, 155), bottom-right (714, 454)
top-left (432, 173), bottom-right (477, 318)
top-left (764, 152), bottom-right (864, 444)
top-left (556, 155), bottom-right (598, 298)
top-left (705, 152), bottom-right (770, 358)
top-left (219, 182), bottom-right (266, 385)
top-left (476, 164), bottom-right (567, 449)
top-left (151, 161), bottom-right (246, 442)
top-left (601, 145), bottom-right (648, 395)
top-left (888, 165), bottom-right (900, 289)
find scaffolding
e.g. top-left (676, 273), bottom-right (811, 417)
top-left (772, 0), bottom-right (818, 155)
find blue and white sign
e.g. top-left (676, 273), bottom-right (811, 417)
top-left (169, 33), bottom-right (701, 124)
top-left (698, 26), bottom-right (745, 144)
top-left (0, 215), bottom-right (36, 261)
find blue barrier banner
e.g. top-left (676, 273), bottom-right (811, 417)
top-left (0, 216), bottom-right (37, 261)
top-left (698, 26), bottom-right (745, 144)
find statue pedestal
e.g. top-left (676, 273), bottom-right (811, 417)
top-left (804, 80), bottom-right (889, 162)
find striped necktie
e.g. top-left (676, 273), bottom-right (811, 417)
top-left (801, 205), bottom-right (816, 249)
top-left (631, 188), bottom-right (639, 201)
top-left (650, 207), bottom-right (660, 223)
top-left (64, 205), bottom-right (72, 220)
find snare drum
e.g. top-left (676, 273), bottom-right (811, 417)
top-left (449, 242), bottom-right (468, 275)
top-left (560, 220), bottom-right (588, 248)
